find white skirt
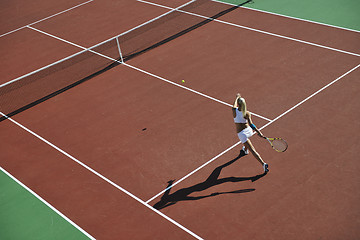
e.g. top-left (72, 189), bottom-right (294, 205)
top-left (237, 126), bottom-right (254, 143)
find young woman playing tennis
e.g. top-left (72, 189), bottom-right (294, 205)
top-left (232, 93), bottom-right (269, 173)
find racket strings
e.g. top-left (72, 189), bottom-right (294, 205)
top-left (271, 139), bottom-right (288, 152)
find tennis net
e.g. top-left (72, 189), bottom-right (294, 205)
top-left (0, 0), bottom-right (251, 121)
top-left (0, 39), bottom-right (121, 121)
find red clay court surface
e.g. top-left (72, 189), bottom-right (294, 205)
top-left (1, 0), bottom-right (360, 239)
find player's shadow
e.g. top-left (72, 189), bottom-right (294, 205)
top-left (153, 151), bottom-right (267, 210)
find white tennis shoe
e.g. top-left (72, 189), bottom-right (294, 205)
top-left (242, 146), bottom-right (249, 155)
top-left (263, 163), bottom-right (269, 173)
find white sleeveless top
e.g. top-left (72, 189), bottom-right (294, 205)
top-left (234, 108), bottom-right (247, 123)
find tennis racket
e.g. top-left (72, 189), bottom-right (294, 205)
top-left (264, 137), bottom-right (288, 152)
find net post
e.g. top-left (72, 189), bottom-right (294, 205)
top-left (115, 37), bottom-right (124, 63)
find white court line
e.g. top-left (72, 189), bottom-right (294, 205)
top-left (27, 26), bottom-right (119, 63)
top-left (0, 48), bottom-right (88, 88)
top-left (260, 63), bottom-right (360, 130)
top-left (136, 0), bottom-right (360, 57)
top-left (0, 166), bottom-right (96, 240)
top-left (146, 141), bottom-right (242, 203)
top-left (0, 25), bottom-right (114, 89)
top-left (146, 63), bottom-right (360, 203)
top-left (27, 26), bottom-right (87, 50)
top-left (0, 0), bottom-right (94, 38)
top-left (0, 111), bottom-right (204, 240)
top-left (212, 0), bottom-right (360, 33)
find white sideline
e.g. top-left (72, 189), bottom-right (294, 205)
top-left (146, 141), bottom-right (242, 203)
top-left (0, 166), bottom-right (96, 240)
top-left (259, 63), bottom-right (360, 130)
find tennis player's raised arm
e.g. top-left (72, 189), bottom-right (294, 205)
top-left (233, 93), bottom-right (241, 108)
top-left (232, 94), bottom-right (241, 117)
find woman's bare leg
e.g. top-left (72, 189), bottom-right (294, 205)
top-left (244, 139), bottom-right (266, 166)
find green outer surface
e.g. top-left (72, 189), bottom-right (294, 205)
top-left (0, 170), bottom-right (90, 240)
top-left (221, 0), bottom-right (360, 31)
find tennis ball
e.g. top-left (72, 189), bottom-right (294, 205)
top-left (182, 80), bottom-right (185, 83)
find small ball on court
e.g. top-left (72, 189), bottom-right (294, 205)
top-left (182, 80), bottom-right (185, 83)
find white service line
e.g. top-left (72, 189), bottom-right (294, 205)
top-left (27, 26), bottom-right (86, 49)
top-left (136, 0), bottom-right (360, 57)
top-left (0, 0), bottom-right (94, 38)
top-left (0, 26), bottom-right (120, 89)
top-left (0, 166), bottom-right (96, 240)
top-left (28, 26), bottom-right (122, 63)
top-left (0, 111), bottom-right (204, 240)
top-left (27, 26), bottom-right (122, 63)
